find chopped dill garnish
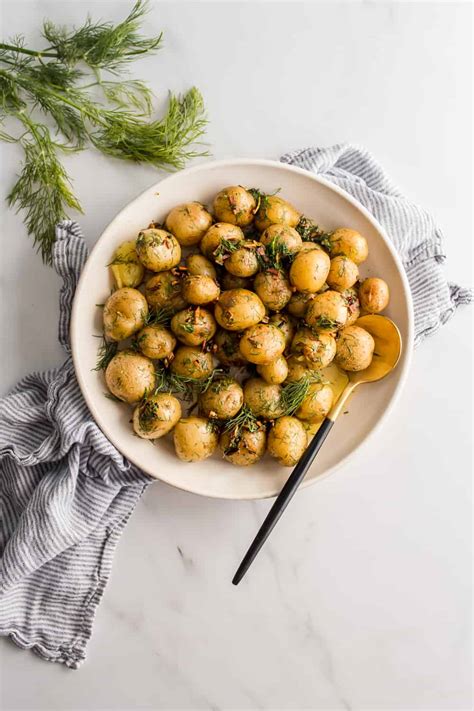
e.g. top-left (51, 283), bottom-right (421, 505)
top-left (213, 237), bottom-right (240, 264)
top-left (309, 316), bottom-right (342, 331)
top-left (93, 336), bottom-right (118, 370)
top-left (220, 404), bottom-right (263, 455)
top-left (257, 235), bottom-right (295, 270)
top-left (296, 216), bottom-right (333, 250)
top-left (247, 187), bottom-right (280, 214)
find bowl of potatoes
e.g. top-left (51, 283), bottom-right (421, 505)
top-left (71, 159), bottom-right (413, 499)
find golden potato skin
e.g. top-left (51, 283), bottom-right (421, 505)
top-left (341, 288), bottom-right (361, 326)
top-left (335, 325), bottom-right (375, 371)
top-left (109, 240), bottom-right (144, 289)
top-left (268, 312), bottom-right (296, 349)
top-left (132, 393), bottom-right (181, 440)
top-left (255, 195), bottom-right (300, 231)
top-left (173, 417), bottom-right (218, 462)
top-left (185, 253), bottom-right (217, 279)
top-left (144, 271), bottom-right (187, 312)
top-left (182, 275), bottom-right (220, 305)
top-left (289, 249), bottom-right (330, 293)
top-left (171, 307), bottom-right (216, 346)
top-left (224, 246), bottom-right (259, 277)
top-left (214, 329), bottom-right (246, 367)
top-left (170, 346), bottom-right (214, 380)
top-left (214, 289), bottom-right (266, 331)
top-left (327, 256), bottom-right (359, 291)
top-left (291, 328), bottom-right (336, 369)
top-left (199, 377), bottom-right (243, 419)
top-left (254, 270), bottom-right (292, 312)
top-left (257, 355), bottom-right (288, 384)
top-left (285, 355), bottom-right (312, 383)
top-left (220, 272), bottom-right (253, 291)
top-left (220, 427), bottom-right (267, 466)
top-left (358, 277), bottom-right (390, 313)
top-left (239, 324), bottom-right (286, 365)
top-left (213, 186), bottom-right (257, 227)
top-left (165, 202), bottom-right (213, 246)
top-left (305, 291), bottom-right (348, 332)
top-left (329, 228), bottom-right (368, 265)
top-left (267, 416), bottom-right (307, 467)
top-left (299, 242), bottom-right (322, 253)
top-left (286, 291), bottom-right (314, 319)
top-left (103, 287), bottom-right (148, 342)
top-left (260, 224), bottom-right (302, 254)
top-left (243, 378), bottom-right (284, 419)
top-left (105, 350), bottom-right (155, 404)
top-left (200, 223), bottom-right (244, 259)
top-left (136, 325), bottom-right (176, 360)
top-left (136, 229), bottom-right (181, 272)
top-left (296, 383), bottom-right (334, 422)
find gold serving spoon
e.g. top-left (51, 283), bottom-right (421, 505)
top-left (232, 315), bottom-right (403, 585)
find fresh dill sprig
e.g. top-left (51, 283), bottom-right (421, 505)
top-left (154, 366), bottom-right (224, 400)
top-left (279, 372), bottom-right (323, 416)
top-left (144, 307), bottom-right (174, 327)
top-left (247, 187), bottom-right (280, 214)
top-left (296, 216), bottom-right (333, 250)
top-left (94, 336), bottom-right (118, 370)
top-left (213, 237), bottom-right (241, 265)
top-left (257, 235), bottom-right (295, 270)
top-left (220, 404), bottom-right (263, 456)
top-left (308, 316), bottom-right (342, 331)
top-left (0, 1), bottom-right (208, 263)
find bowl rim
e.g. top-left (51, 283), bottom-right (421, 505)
top-left (71, 157), bottom-right (414, 499)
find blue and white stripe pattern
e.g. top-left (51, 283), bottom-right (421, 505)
top-left (0, 222), bottom-right (151, 668)
top-left (281, 144), bottom-right (472, 344)
top-left (0, 147), bottom-right (471, 669)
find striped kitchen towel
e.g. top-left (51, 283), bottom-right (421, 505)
top-left (0, 146), bottom-right (471, 670)
top-left (0, 222), bottom-right (151, 669)
top-left (281, 144), bottom-right (472, 344)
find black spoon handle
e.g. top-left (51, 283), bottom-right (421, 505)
top-left (232, 417), bottom-right (335, 585)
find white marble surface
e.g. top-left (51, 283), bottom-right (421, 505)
top-left (0, 2), bottom-right (472, 709)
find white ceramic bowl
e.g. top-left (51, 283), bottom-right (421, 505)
top-left (71, 159), bottom-right (414, 499)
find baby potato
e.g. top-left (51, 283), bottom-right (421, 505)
top-left (285, 355), bottom-right (312, 383)
top-left (200, 223), bottom-right (244, 259)
top-left (220, 427), bottom-right (267, 466)
top-left (185, 253), bottom-right (217, 279)
top-left (136, 228), bottom-right (181, 272)
top-left (170, 346), bottom-right (214, 380)
top-left (267, 416), bottom-right (307, 467)
top-left (341, 287), bottom-right (361, 326)
top-left (260, 224), bottom-right (302, 255)
top-left (305, 291), bottom-right (348, 332)
top-left (254, 270), bottom-right (292, 311)
top-left (136, 325), bottom-right (176, 360)
top-left (224, 245), bottom-right (259, 277)
top-left (289, 249), bottom-right (330, 293)
top-left (327, 256), bottom-right (359, 291)
top-left (221, 272), bottom-right (253, 290)
top-left (171, 307), bottom-right (216, 346)
top-left (132, 393), bottom-right (181, 440)
top-left (291, 328), bottom-right (336, 369)
top-left (358, 277), bottom-right (390, 313)
top-left (103, 287), bottom-right (148, 341)
top-left (105, 350), bottom-right (155, 404)
top-left (213, 186), bottom-right (257, 226)
top-left (257, 355), bottom-right (288, 384)
top-left (243, 378), bottom-right (284, 419)
top-left (299, 242), bottom-right (322, 253)
top-left (296, 383), bottom-right (333, 422)
top-left (214, 329), bottom-right (246, 367)
top-left (335, 325), bottom-right (375, 371)
top-left (144, 271), bottom-right (187, 312)
top-left (268, 312), bottom-right (296, 349)
top-left (199, 377), bottom-right (243, 419)
top-left (165, 202), bottom-right (213, 246)
top-left (329, 228), bottom-right (368, 265)
top-left (109, 240), bottom-right (144, 289)
top-left (173, 417), bottom-right (218, 462)
top-left (214, 289), bottom-right (266, 331)
top-left (255, 195), bottom-right (300, 231)
top-left (301, 419), bottom-right (321, 445)
top-left (182, 275), bottom-right (220, 305)
top-left (239, 323), bottom-right (286, 365)
top-left (286, 291), bottom-right (314, 319)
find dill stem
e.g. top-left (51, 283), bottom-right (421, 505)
top-left (0, 42), bottom-right (58, 59)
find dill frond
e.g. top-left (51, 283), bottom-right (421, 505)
top-left (94, 336), bottom-right (118, 371)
